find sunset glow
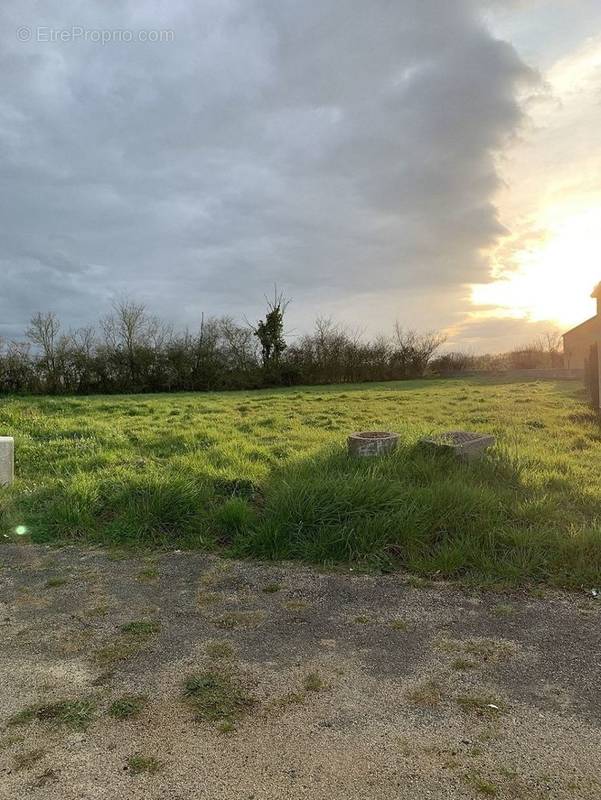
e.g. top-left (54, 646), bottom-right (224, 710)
top-left (472, 204), bottom-right (601, 330)
top-left (467, 30), bottom-right (601, 342)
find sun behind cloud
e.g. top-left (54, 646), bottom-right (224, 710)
top-left (470, 33), bottom-right (601, 335)
top-left (472, 204), bottom-right (601, 329)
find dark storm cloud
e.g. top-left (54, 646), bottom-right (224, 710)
top-left (0, 0), bottom-right (537, 339)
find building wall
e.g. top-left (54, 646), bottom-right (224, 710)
top-left (563, 317), bottom-right (600, 369)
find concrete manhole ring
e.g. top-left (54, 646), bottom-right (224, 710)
top-left (347, 431), bottom-right (399, 457)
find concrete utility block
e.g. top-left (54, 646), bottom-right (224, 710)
top-left (0, 437), bottom-right (14, 486)
top-left (421, 430), bottom-right (495, 462)
top-left (348, 431), bottom-right (399, 458)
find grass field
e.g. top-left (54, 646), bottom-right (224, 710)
top-left (1, 378), bottom-right (601, 587)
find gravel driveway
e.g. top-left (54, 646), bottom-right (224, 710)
top-left (1, 542), bottom-right (600, 799)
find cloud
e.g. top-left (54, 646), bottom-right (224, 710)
top-left (447, 313), bottom-right (562, 352)
top-left (0, 0), bottom-right (537, 341)
top-left (468, 32), bottom-right (601, 334)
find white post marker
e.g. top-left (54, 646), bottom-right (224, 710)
top-left (0, 437), bottom-right (14, 486)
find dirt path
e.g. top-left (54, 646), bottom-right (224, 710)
top-left (1, 543), bottom-right (600, 799)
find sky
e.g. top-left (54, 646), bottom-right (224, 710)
top-left (0, 0), bottom-right (600, 353)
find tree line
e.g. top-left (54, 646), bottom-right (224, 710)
top-left (0, 293), bottom-right (565, 395)
top-left (431, 332), bottom-right (564, 376)
top-left (0, 295), bottom-right (448, 395)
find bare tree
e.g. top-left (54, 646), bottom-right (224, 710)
top-left (391, 324), bottom-right (446, 377)
top-left (219, 316), bottom-right (258, 374)
top-left (102, 299), bottom-right (150, 385)
top-left (510, 330), bottom-right (564, 370)
top-left (26, 312), bottom-right (62, 390)
top-left (65, 326), bottom-right (97, 392)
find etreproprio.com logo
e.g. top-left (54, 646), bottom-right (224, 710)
top-left (16, 26), bottom-right (175, 44)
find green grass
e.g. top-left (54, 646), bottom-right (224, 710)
top-left (8, 699), bottom-right (96, 730)
top-left (183, 671), bottom-right (255, 723)
top-left (120, 620), bottom-right (161, 637)
top-left (92, 620), bottom-right (160, 666)
top-left (1, 378), bottom-right (601, 587)
top-left (136, 567), bottom-right (158, 582)
top-left (205, 640), bottom-right (236, 659)
top-left (108, 695), bottom-right (147, 720)
top-left (126, 753), bottom-right (162, 775)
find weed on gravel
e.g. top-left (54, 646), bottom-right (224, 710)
top-left (9, 699), bottom-right (96, 730)
top-left (183, 670), bottom-right (255, 724)
top-left (303, 672), bottom-right (325, 692)
top-left (109, 695), bottom-right (147, 720)
top-left (126, 754), bottom-right (162, 775)
top-left (406, 680), bottom-right (444, 708)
